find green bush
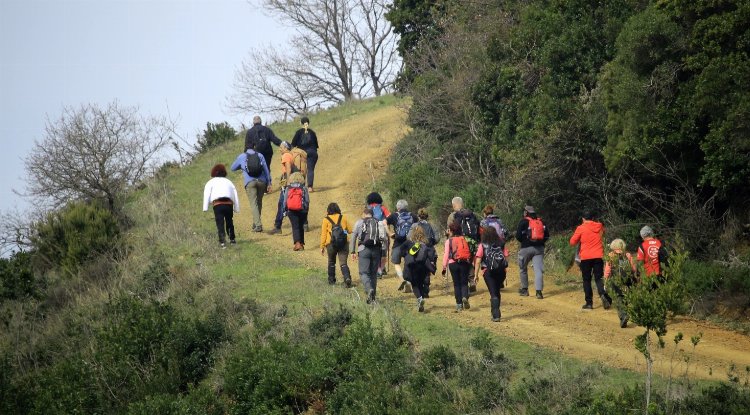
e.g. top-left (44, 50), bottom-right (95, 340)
top-left (31, 201), bottom-right (121, 276)
top-left (194, 122), bottom-right (238, 154)
top-left (682, 259), bottom-right (750, 300)
top-left (0, 251), bottom-right (42, 301)
top-left (126, 386), bottom-right (226, 415)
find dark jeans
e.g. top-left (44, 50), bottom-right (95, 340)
top-left (212, 204), bottom-right (235, 243)
top-left (274, 190), bottom-right (285, 229)
top-left (449, 261), bottom-right (471, 305)
top-left (483, 267), bottom-right (506, 299)
top-left (287, 210), bottom-right (308, 245)
top-left (326, 244), bottom-right (351, 283)
top-left (358, 245), bottom-right (382, 296)
top-left (580, 258), bottom-right (611, 305)
top-left (306, 151), bottom-right (318, 188)
top-left (410, 269), bottom-right (429, 299)
top-left (261, 151), bottom-right (273, 170)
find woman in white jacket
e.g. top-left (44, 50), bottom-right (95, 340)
top-left (203, 164), bottom-right (240, 247)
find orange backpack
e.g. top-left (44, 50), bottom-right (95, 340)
top-left (527, 217), bottom-right (545, 241)
top-left (449, 237), bottom-right (471, 261)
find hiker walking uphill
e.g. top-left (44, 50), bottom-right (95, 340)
top-left (570, 211), bottom-right (613, 310)
top-left (637, 225), bottom-right (669, 282)
top-left (443, 222), bottom-right (473, 312)
top-left (408, 208), bottom-right (438, 297)
top-left (386, 200), bottom-right (419, 293)
top-left (320, 202), bottom-right (353, 287)
top-left (269, 141), bottom-right (304, 235)
top-left (605, 239), bottom-right (638, 328)
top-left (474, 226), bottom-right (509, 322)
top-left (202, 164), bottom-right (240, 248)
top-left (230, 146), bottom-right (272, 233)
top-left (291, 116), bottom-right (319, 192)
top-left (366, 192), bottom-right (391, 277)
top-left (516, 205), bottom-right (548, 299)
top-left (282, 172), bottom-right (310, 251)
top-left (402, 225), bottom-right (438, 313)
top-left (245, 116), bottom-right (282, 167)
top-left (447, 197), bottom-right (481, 293)
top-left (479, 205), bottom-right (510, 241)
top-left (350, 207), bottom-right (388, 304)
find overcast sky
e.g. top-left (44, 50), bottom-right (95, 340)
top-left (0, 0), bottom-right (288, 213)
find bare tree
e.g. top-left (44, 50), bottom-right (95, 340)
top-left (229, 0), bottom-right (399, 117)
top-left (349, 0), bottom-right (399, 96)
top-left (23, 102), bottom-right (173, 213)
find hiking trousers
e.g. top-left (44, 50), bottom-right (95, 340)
top-left (274, 189), bottom-right (285, 230)
top-left (580, 258), bottom-right (611, 305)
top-left (483, 267), bottom-right (506, 300)
top-left (306, 150), bottom-right (318, 188)
top-left (212, 204), bottom-right (235, 244)
top-left (448, 261), bottom-right (471, 304)
top-left (244, 180), bottom-right (266, 229)
top-left (326, 244), bottom-right (351, 284)
top-left (518, 245), bottom-right (544, 291)
top-left (410, 270), bottom-right (429, 299)
top-left (358, 245), bottom-right (382, 297)
top-left (287, 210), bottom-right (308, 245)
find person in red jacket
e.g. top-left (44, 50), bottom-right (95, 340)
top-left (570, 211), bottom-right (613, 310)
top-left (637, 225), bottom-right (668, 280)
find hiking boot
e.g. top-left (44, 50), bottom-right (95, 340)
top-left (601, 295), bottom-right (612, 310)
top-left (268, 228), bottom-right (281, 235)
top-left (491, 298), bottom-right (500, 322)
top-left (344, 279), bottom-right (352, 288)
top-left (404, 282), bottom-right (412, 293)
top-left (397, 280), bottom-right (407, 292)
top-left (455, 303), bottom-right (463, 312)
top-left (619, 311), bottom-right (629, 328)
top-left (303, 223), bottom-right (310, 232)
top-left (462, 297), bottom-right (470, 310)
top-left (253, 225), bottom-right (263, 233)
top-left (220, 242), bottom-right (226, 249)
top-left (469, 284), bottom-right (477, 293)
top-left (417, 297), bottom-right (425, 312)
top-left (293, 242), bottom-right (303, 251)
top-left (230, 240), bottom-right (237, 245)
top-left (582, 303), bottom-right (593, 310)
top-left (519, 288), bottom-right (529, 297)
top-left (367, 289), bottom-right (376, 304)
top-left (536, 290), bottom-right (544, 299)
top-left (327, 277), bottom-right (336, 285)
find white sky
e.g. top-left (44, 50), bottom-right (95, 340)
top-left (0, 0), bottom-right (289, 212)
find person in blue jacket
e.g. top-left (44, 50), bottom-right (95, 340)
top-left (230, 144), bottom-right (272, 232)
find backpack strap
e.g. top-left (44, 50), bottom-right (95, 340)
top-left (326, 216), bottom-right (336, 226)
top-left (336, 215), bottom-right (342, 226)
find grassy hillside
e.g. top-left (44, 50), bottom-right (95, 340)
top-left (3, 96), bottom-right (746, 414)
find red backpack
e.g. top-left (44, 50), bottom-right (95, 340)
top-left (527, 217), bottom-right (545, 241)
top-left (286, 186), bottom-right (304, 211)
top-left (449, 237), bottom-right (471, 262)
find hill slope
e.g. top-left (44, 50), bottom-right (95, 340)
top-left (203, 97), bottom-right (748, 381)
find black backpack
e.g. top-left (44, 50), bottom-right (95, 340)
top-left (252, 128), bottom-right (271, 154)
top-left (456, 209), bottom-right (480, 241)
top-left (359, 217), bottom-right (381, 248)
top-left (244, 152), bottom-right (263, 177)
top-left (327, 215), bottom-right (347, 250)
top-left (299, 130), bottom-right (312, 149)
top-left (482, 243), bottom-right (506, 271)
top-left (404, 243), bottom-right (436, 275)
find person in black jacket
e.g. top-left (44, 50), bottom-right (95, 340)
top-left (515, 205), bottom-right (549, 299)
top-left (245, 115), bottom-right (282, 167)
top-left (291, 116), bottom-right (319, 192)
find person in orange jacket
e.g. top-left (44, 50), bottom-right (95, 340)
top-left (570, 211), bottom-right (613, 310)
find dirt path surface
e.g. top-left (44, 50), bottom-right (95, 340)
top-left (232, 104), bottom-right (750, 381)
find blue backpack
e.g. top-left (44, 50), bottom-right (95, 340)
top-left (395, 211), bottom-right (414, 238)
top-left (371, 204), bottom-right (385, 221)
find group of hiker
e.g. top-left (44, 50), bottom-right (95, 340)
top-left (203, 116), bottom-right (668, 326)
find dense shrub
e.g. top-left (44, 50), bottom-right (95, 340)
top-left (194, 122), bottom-right (238, 154)
top-left (30, 201), bottom-right (121, 276)
top-left (0, 250), bottom-right (42, 301)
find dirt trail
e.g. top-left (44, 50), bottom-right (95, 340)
top-left (232, 104), bottom-right (750, 381)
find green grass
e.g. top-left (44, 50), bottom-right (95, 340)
top-left (136, 95), bottom-right (716, 396)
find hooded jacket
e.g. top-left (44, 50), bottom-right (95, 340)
top-left (569, 220), bottom-right (605, 261)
